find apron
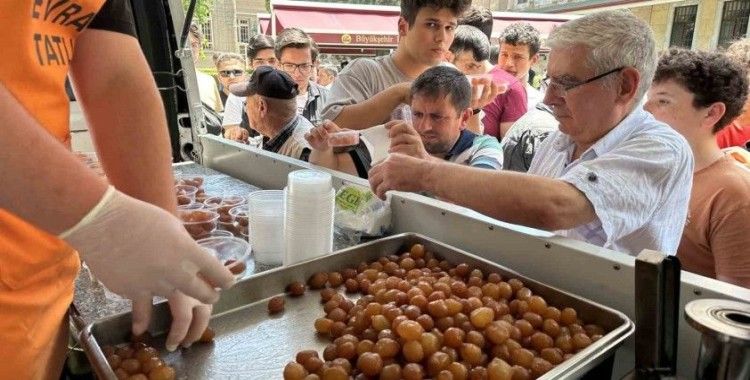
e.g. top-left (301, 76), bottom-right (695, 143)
top-left (0, 1), bottom-right (105, 378)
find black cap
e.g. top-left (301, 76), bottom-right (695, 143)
top-left (228, 66), bottom-right (299, 99)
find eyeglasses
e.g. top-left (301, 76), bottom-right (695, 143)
top-left (542, 67), bottom-right (625, 97)
top-left (219, 69), bottom-right (245, 78)
top-left (281, 62), bottom-right (313, 74)
top-left (252, 57), bottom-right (277, 66)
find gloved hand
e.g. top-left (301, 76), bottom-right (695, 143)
top-left (132, 290), bottom-right (212, 351)
top-left (62, 186), bottom-right (234, 346)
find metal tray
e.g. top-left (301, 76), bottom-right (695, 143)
top-left (76, 233), bottom-right (634, 380)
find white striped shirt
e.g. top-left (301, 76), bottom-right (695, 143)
top-left (528, 106), bottom-right (694, 256)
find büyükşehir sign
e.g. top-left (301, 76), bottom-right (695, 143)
top-left (311, 33), bottom-right (398, 47)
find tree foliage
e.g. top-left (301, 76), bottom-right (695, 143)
top-left (182, 0), bottom-right (214, 24)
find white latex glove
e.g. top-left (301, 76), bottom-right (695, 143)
top-left (132, 290), bottom-right (213, 351)
top-left (62, 186), bottom-right (234, 346)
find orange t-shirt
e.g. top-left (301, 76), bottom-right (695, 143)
top-left (0, 1), bottom-right (105, 379)
top-left (677, 156), bottom-right (750, 288)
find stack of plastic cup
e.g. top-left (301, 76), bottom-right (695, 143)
top-left (284, 170), bottom-right (335, 265)
top-left (246, 190), bottom-right (285, 267)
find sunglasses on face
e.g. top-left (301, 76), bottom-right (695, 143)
top-left (219, 69), bottom-right (246, 78)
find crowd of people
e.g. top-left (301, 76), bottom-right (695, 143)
top-left (194, 2), bottom-right (750, 290)
top-left (3, 0), bottom-right (750, 377)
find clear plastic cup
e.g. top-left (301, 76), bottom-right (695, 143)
top-left (217, 220), bottom-right (241, 237)
top-left (178, 209), bottom-right (219, 240)
top-left (466, 73), bottom-right (493, 99)
top-left (287, 170), bottom-right (332, 196)
top-left (197, 236), bottom-right (251, 277)
top-left (247, 190), bottom-right (284, 265)
top-left (229, 205), bottom-right (250, 239)
top-left (174, 175), bottom-right (204, 189)
top-left (175, 184), bottom-right (198, 206)
top-left (284, 187), bottom-right (335, 265)
top-left (327, 130), bottom-right (360, 147)
top-left (204, 195), bottom-right (246, 223)
top-left (195, 229), bottom-right (234, 239)
top-left (247, 190), bottom-right (284, 216)
top-left (177, 201), bottom-right (204, 211)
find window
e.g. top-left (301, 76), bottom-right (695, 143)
top-left (238, 43), bottom-right (248, 58)
top-left (237, 18), bottom-right (251, 44)
top-left (670, 5), bottom-right (698, 48)
top-left (200, 19), bottom-right (213, 50)
top-left (718, 0), bottom-right (750, 48)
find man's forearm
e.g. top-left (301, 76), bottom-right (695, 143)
top-left (70, 30), bottom-right (177, 213)
top-left (309, 149), bottom-right (339, 172)
top-left (0, 84), bottom-right (109, 233)
top-left (332, 85), bottom-right (408, 130)
top-left (424, 162), bottom-right (595, 230)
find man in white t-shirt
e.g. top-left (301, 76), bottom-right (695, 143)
top-left (498, 22), bottom-right (545, 109)
top-left (369, 10), bottom-right (694, 256)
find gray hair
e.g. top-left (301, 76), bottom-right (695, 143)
top-left (319, 64), bottom-right (338, 77)
top-left (261, 96), bottom-right (297, 121)
top-left (215, 52), bottom-right (246, 67)
top-left (726, 38), bottom-right (750, 69)
top-left (547, 10), bottom-right (657, 103)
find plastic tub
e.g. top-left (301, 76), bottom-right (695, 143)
top-left (287, 170), bottom-right (332, 196)
top-left (177, 209), bottom-right (219, 240)
top-left (327, 130), bottom-right (360, 147)
top-left (175, 185), bottom-right (198, 206)
top-left (196, 236), bottom-right (251, 277)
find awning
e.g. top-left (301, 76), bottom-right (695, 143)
top-left (273, 7), bottom-right (399, 48)
top-left (267, 1), bottom-right (578, 52)
top-left (258, 14), bottom-right (271, 35)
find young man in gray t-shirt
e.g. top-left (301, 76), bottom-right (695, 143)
top-left (320, 0), bottom-right (478, 130)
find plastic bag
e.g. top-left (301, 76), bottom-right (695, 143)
top-left (334, 183), bottom-right (391, 243)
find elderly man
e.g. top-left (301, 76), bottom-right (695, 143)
top-left (229, 66), bottom-right (313, 161)
top-left (223, 35), bottom-right (278, 142)
top-left (369, 10), bottom-right (693, 256)
top-left (645, 49), bottom-right (750, 287)
top-left (306, 66), bottom-right (503, 178)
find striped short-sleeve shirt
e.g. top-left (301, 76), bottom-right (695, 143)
top-left (446, 129), bottom-right (504, 170)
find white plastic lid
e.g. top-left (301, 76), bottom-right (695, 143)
top-left (287, 170), bottom-right (332, 195)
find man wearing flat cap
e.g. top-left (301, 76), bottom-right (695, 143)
top-left (230, 66), bottom-right (314, 161)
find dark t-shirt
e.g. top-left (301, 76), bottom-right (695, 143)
top-left (89, 0), bottom-right (137, 37)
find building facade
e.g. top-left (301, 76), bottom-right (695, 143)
top-left (195, 0), bottom-right (267, 68)
top-left (507, 0), bottom-right (750, 52)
